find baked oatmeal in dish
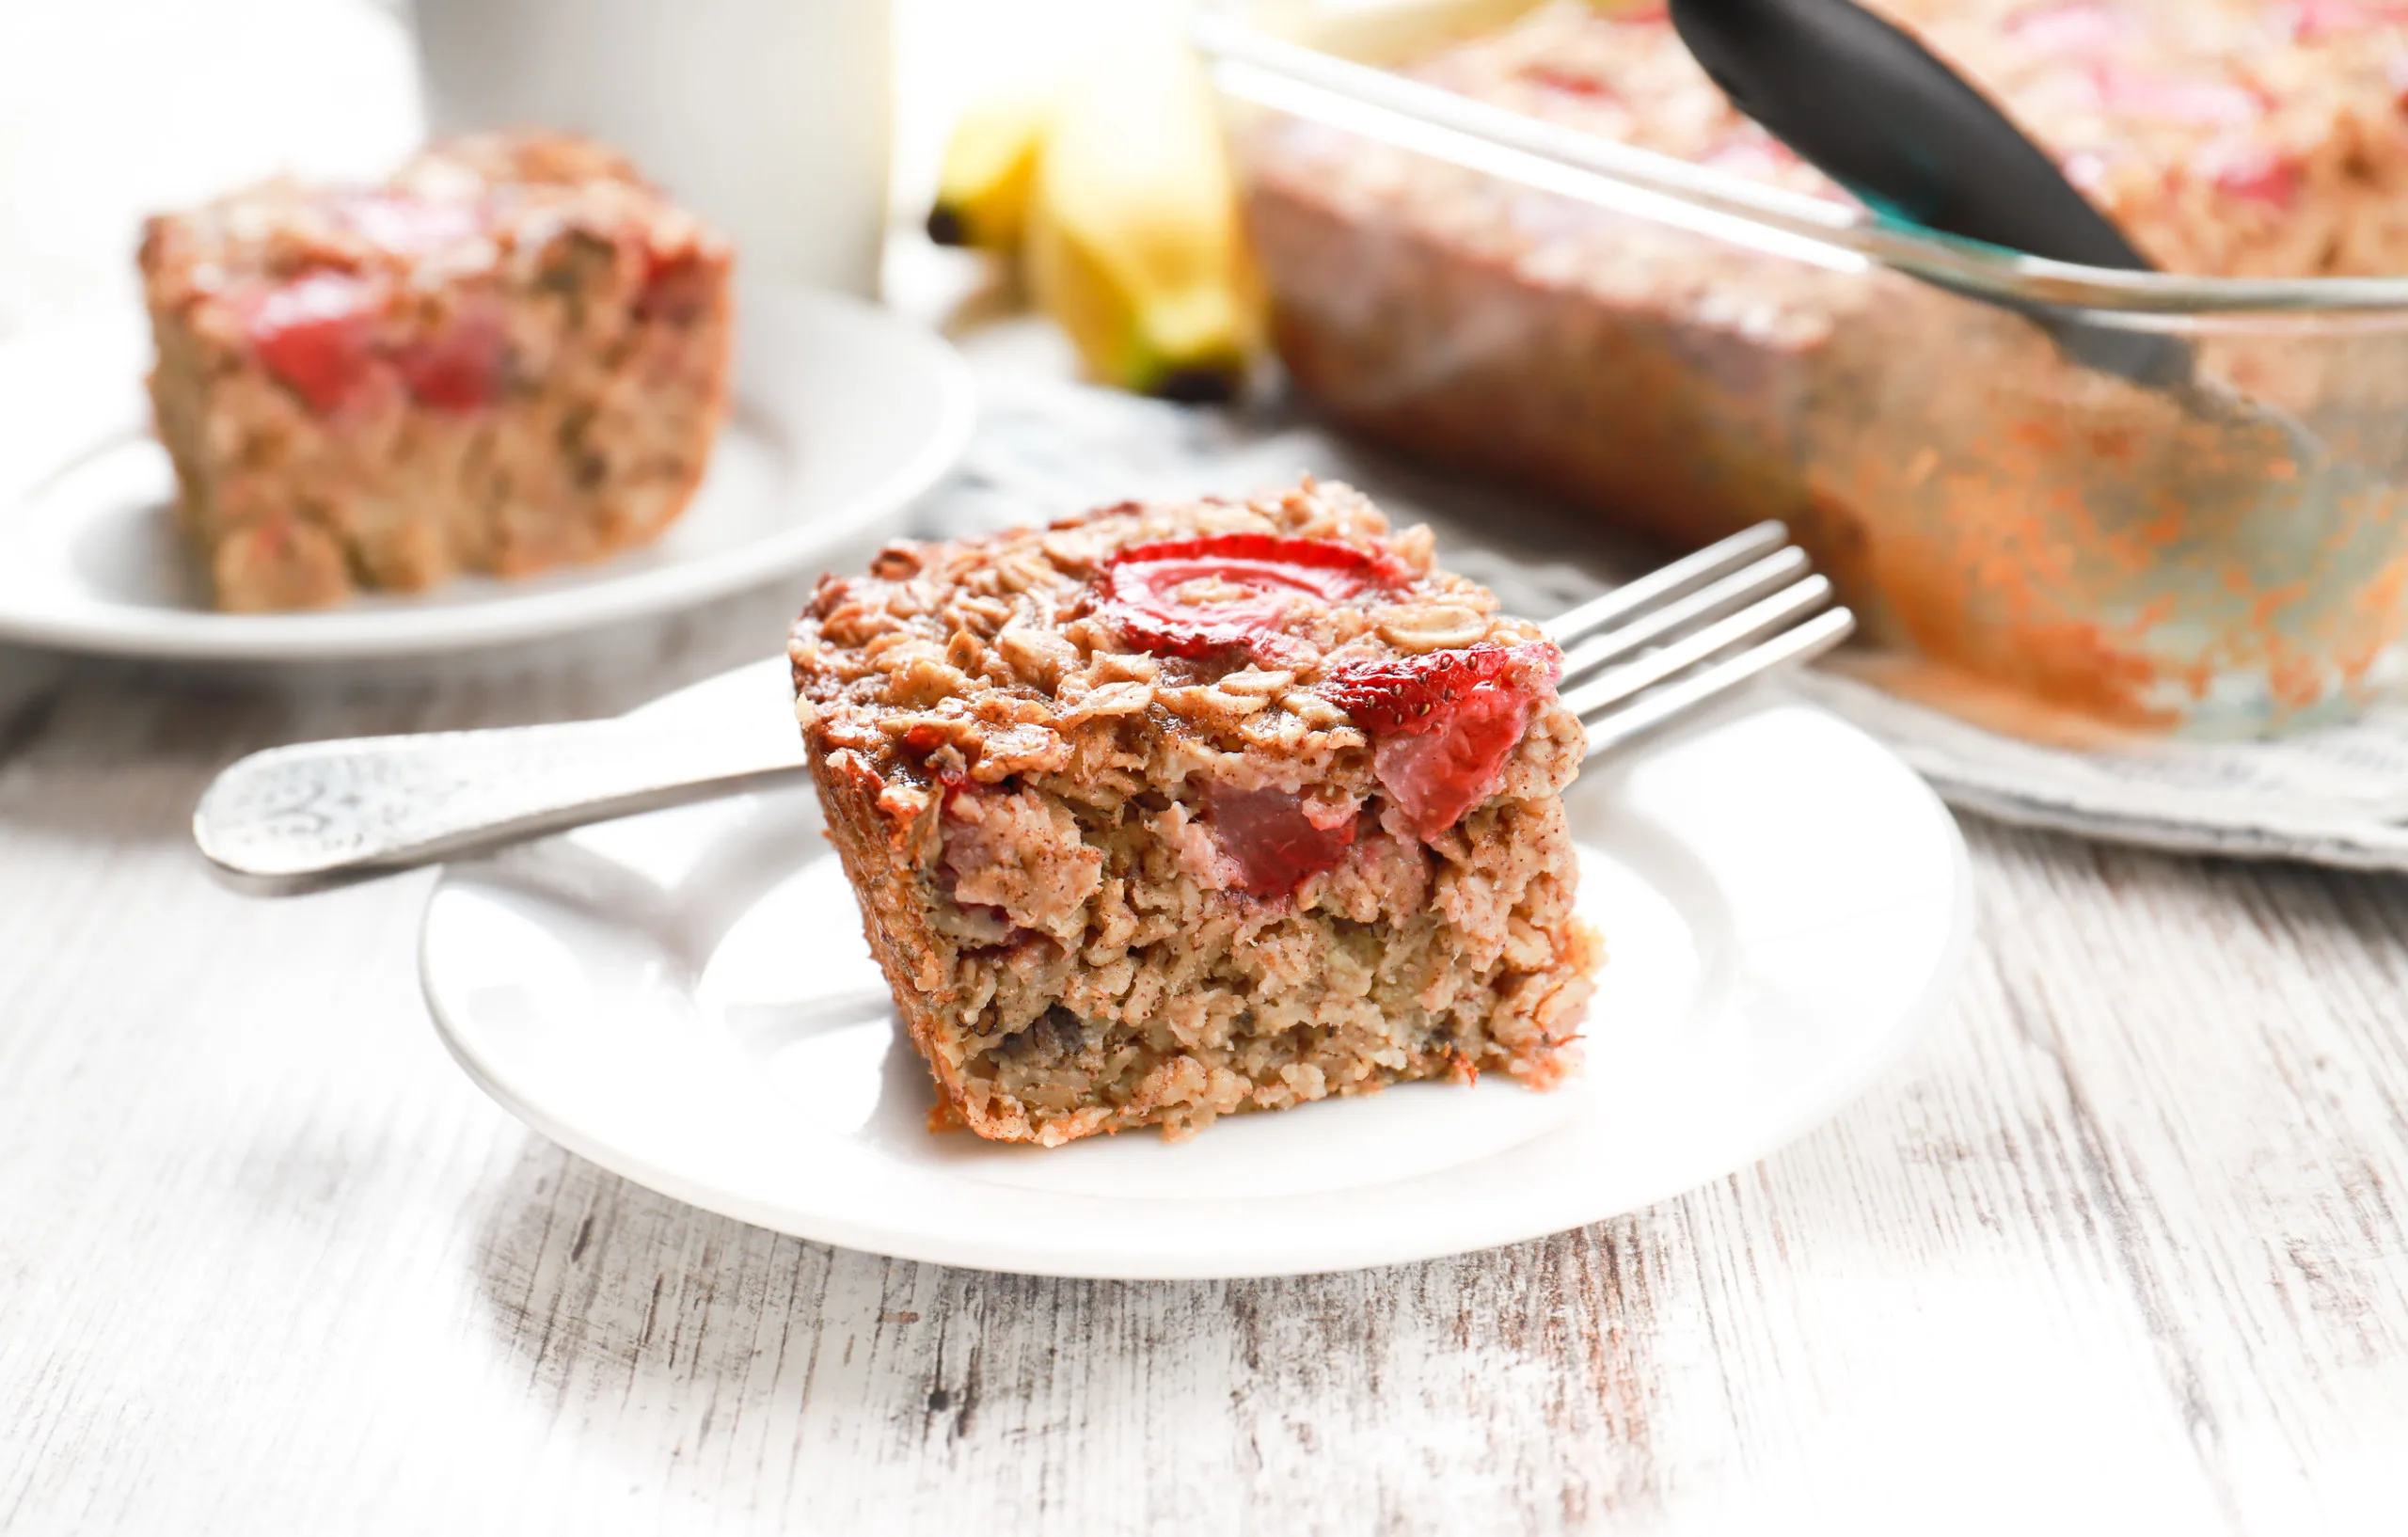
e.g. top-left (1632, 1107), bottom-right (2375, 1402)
top-left (1242, 1), bottom-right (2408, 733)
top-left (140, 130), bottom-right (732, 611)
top-left (1380, 0), bottom-right (2408, 280)
top-left (789, 479), bottom-right (1597, 1145)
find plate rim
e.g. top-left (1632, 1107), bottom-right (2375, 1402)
top-left (418, 660), bottom-right (1976, 1278)
top-left (0, 287), bottom-right (975, 663)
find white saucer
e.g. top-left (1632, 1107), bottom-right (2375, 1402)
top-left (0, 288), bottom-right (974, 661)
top-left (419, 659), bottom-right (1971, 1277)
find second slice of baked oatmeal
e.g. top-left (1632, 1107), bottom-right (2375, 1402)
top-left (790, 479), bottom-right (1595, 1145)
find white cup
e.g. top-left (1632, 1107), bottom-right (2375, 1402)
top-left (407, 0), bottom-right (894, 296)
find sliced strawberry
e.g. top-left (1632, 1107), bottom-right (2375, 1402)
top-left (393, 299), bottom-right (506, 411)
top-left (243, 272), bottom-right (387, 413)
top-left (1320, 643), bottom-right (1560, 840)
top-left (1205, 784), bottom-right (1358, 899)
top-left (1098, 533), bottom-right (1410, 660)
top-left (1317, 644), bottom-right (1530, 734)
top-left (246, 270), bottom-right (506, 413)
top-left (1370, 692), bottom-right (1533, 841)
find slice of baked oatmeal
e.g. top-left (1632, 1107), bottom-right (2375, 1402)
top-left (140, 130), bottom-right (731, 610)
top-left (789, 478), bottom-right (1597, 1145)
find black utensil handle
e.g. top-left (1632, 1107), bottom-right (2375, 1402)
top-left (1667, 0), bottom-right (2147, 266)
top-left (1667, 0), bottom-right (2191, 385)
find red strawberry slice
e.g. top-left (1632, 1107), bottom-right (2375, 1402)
top-left (1098, 533), bottom-right (1410, 660)
top-left (243, 269), bottom-right (505, 413)
top-left (1205, 784), bottom-right (1359, 899)
top-left (393, 298), bottom-right (506, 411)
top-left (1315, 644), bottom-right (1535, 732)
top-left (1319, 643), bottom-right (1560, 840)
top-left (2199, 141), bottom-right (2302, 208)
top-left (1370, 692), bottom-right (1535, 841)
top-left (242, 271), bottom-right (388, 413)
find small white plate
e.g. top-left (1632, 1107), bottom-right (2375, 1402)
top-left (0, 288), bottom-right (974, 662)
top-left (419, 660), bottom-right (1972, 1278)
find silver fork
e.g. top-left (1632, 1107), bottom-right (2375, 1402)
top-left (194, 522), bottom-right (1851, 894)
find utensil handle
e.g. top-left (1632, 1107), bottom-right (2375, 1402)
top-left (1668, 0), bottom-right (2193, 385)
top-left (1668, 0), bottom-right (2145, 265)
top-left (193, 717), bottom-right (810, 895)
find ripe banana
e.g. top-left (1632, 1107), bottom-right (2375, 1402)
top-left (926, 87), bottom-right (1052, 253)
top-left (1022, 24), bottom-right (1260, 400)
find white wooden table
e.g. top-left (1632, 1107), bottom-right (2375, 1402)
top-left (6, 4), bottom-right (2408, 1533)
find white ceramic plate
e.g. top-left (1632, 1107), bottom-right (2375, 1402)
top-left (419, 660), bottom-right (1972, 1278)
top-left (0, 288), bottom-right (974, 661)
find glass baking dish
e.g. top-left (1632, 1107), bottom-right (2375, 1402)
top-left (1197, 3), bottom-right (2408, 740)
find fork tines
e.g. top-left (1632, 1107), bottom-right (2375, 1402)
top-left (1539, 522), bottom-right (1854, 754)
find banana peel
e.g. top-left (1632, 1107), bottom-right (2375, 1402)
top-left (1023, 26), bottom-right (1259, 400)
top-left (926, 88), bottom-right (1051, 253)
top-left (930, 21), bottom-right (1261, 401)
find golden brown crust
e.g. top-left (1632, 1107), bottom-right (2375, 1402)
top-left (805, 737), bottom-right (985, 1124)
top-left (789, 478), bottom-right (1573, 820)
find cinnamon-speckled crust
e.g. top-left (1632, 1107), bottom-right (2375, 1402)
top-left (791, 480), bottom-right (1596, 1146)
top-left (792, 478), bottom-right (1575, 794)
top-left (140, 130), bottom-right (732, 610)
top-left (808, 743), bottom-right (984, 1120)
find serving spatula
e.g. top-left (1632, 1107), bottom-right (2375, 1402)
top-left (1665, 0), bottom-right (2235, 393)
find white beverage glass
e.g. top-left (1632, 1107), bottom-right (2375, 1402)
top-left (408, 0), bottom-right (894, 296)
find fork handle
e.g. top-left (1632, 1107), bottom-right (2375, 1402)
top-left (193, 715), bottom-right (811, 895)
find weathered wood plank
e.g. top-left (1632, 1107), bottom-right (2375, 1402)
top-left (4, 598), bottom-right (2407, 1537)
